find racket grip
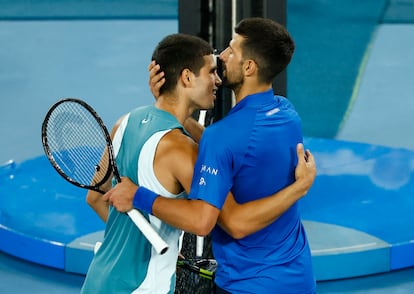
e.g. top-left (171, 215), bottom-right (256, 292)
top-left (127, 209), bottom-right (169, 255)
top-left (196, 236), bottom-right (204, 257)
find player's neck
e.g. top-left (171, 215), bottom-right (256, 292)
top-left (234, 82), bottom-right (273, 104)
top-left (155, 96), bottom-right (191, 125)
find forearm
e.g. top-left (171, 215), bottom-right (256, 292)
top-left (218, 179), bottom-right (310, 239)
top-left (86, 190), bottom-right (109, 222)
top-left (105, 178), bottom-right (220, 236)
top-left (152, 197), bottom-right (218, 236)
top-left (219, 143), bottom-right (316, 239)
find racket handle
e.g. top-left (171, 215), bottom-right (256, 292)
top-left (127, 209), bottom-right (169, 255)
top-left (196, 236), bottom-right (204, 257)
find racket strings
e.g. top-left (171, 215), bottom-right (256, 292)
top-left (44, 101), bottom-right (111, 186)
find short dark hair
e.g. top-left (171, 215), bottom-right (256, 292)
top-left (235, 17), bottom-right (295, 84)
top-left (151, 33), bottom-right (214, 95)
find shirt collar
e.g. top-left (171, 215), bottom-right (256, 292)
top-left (230, 89), bottom-right (277, 112)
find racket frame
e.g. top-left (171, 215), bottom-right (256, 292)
top-left (41, 98), bottom-right (118, 193)
top-left (41, 98), bottom-right (169, 255)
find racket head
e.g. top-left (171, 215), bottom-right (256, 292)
top-left (41, 98), bottom-right (119, 193)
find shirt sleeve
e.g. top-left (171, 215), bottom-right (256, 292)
top-left (188, 127), bottom-right (233, 210)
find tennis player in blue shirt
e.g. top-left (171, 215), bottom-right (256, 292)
top-left (107, 18), bottom-right (316, 294)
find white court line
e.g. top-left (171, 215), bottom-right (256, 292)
top-left (311, 242), bottom-right (381, 254)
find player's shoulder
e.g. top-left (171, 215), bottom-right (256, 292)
top-left (203, 111), bottom-right (250, 141)
top-left (155, 128), bottom-right (198, 168)
top-left (160, 128), bottom-right (198, 153)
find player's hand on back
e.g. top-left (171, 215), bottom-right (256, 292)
top-left (295, 143), bottom-right (316, 194)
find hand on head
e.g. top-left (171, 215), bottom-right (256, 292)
top-left (148, 61), bottom-right (165, 99)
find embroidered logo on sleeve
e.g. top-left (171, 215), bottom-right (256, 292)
top-left (266, 108), bottom-right (280, 116)
top-left (199, 177), bottom-right (206, 186)
top-left (200, 165), bottom-right (218, 176)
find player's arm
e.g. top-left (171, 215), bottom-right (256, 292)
top-left (104, 142), bottom-right (315, 237)
top-left (153, 130), bottom-right (219, 235)
top-left (218, 143), bottom-right (316, 239)
top-left (86, 179), bottom-right (111, 222)
top-left (144, 129), bottom-right (219, 236)
top-left (104, 129), bottom-right (220, 236)
top-left (86, 115), bottom-right (126, 222)
top-left (104, 177), bottom-right (219, 236)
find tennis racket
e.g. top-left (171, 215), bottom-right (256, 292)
top-left (41, 98), bottom-right (169, 255)
top-left (94, 240), bottom-right (216, 280)
top-left (177, 257), bottom-right (217, 280)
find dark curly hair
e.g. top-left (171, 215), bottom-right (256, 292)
top-left (151, 33), bottom-right (214, 95)
top-left (235, 17), bottom-right (295, 84)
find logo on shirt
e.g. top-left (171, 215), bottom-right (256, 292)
top-left (199, 177), bottom-right (206, 186)
top-left (141, 118), bottom-right (150, 124)
top-left (266, 108), bottom-right (280, 116)
top-left (200, 165), bottom-right (218, 176)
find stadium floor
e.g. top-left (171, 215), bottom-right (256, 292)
top-left (1, 242), bottom-right (414, 293)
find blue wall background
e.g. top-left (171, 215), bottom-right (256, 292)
top-left (1, 0), bottom-right (412, 164)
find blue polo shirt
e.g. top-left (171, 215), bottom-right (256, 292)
top-left (189, 89), bottom-right (315, 293)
